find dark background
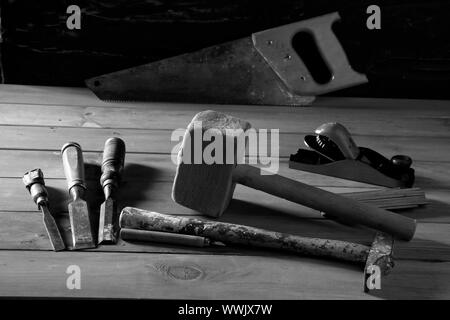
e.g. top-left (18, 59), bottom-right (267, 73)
top-left (1, 0), bottom-right (449, 99)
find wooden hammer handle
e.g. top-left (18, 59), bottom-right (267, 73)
top-left (233, 164), bottom-right (416, 241)
top-left (120, 207), bottom-right (369, 264)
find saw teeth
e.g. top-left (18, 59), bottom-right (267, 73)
top-left (95, 95), bottom-right (147, 103)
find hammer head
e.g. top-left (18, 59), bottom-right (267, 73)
top-left (364, 232), bottom-right (395, 292)
top-left (172, 110), bottom-right (251, 217)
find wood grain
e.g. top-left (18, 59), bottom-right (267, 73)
top-left (2, 150), bottom-right (449, 190)
top-left (4, 176), bottom-right (449, 221)
top-left (0, 250), bottom-right (448, 299)
top-left (1, 125), bottom-right (449, 162)
top-left (1, 101), bottom-right (450, 137)
top-left (1, 85), bottom-right (450, 110)
top-left (0, 250), bottom-right (372, 299)
top-left (0, 86), bottom-right (449, 138)
top-left (1, 210), bottom-right (449, 261)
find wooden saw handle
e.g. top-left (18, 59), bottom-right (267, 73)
top-left (232, 164), bottom-right (416, 241)
top-left (61, 142), bottom-right (86, 191)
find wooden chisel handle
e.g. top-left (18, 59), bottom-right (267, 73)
top-left (100, 137), bottom-right (125, 190)
top-left (61, 142), bottom-right (86, 190)
top-left (120, 207), bottom-right (369, 263)
top-left (23, 168), bottom-right (49, 207)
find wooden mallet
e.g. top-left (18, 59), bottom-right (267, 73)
top-left (172, 110), bottom-right (416, 241)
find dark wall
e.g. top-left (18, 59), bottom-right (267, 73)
top-left (1, 0), bottom-right (450, 99)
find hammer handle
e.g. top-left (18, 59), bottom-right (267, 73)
top-left (120, 207), bottom-right (369, 264)
top-left (233, 165), bottom-right (416, 241)
top-left (101, 137), bottom-right (126, 189)
top-left (61, 142), bottom-right (86, 191)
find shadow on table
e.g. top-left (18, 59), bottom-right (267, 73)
top-left (118, 163), bottom-right (163, 210)
top-left (366, 256), bottom-right (450, 299)
top-left (224, 198), bottom-right (375, 244)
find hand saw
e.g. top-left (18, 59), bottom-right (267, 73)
top-left (86, 12), bottom-right (367, 106)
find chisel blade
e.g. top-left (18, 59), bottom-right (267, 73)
top-left (41, 206), bottom-right (66, 252)
top-left (98, 198), bottom-right (118, 244)
top-left (68, 199), bottom-right (95, 250)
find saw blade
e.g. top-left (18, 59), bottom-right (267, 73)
top-left (86, 38), bottom-right (315, 106)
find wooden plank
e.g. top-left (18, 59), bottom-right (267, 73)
top-left (0, 250), bottom-right (448, 299)
top-left (396, 223), bottom-right (450, 261)
top-left (0, 85), bottom-right (105, 107)
top-left (368, 259), bottom-right (450, 300)
top-left (1, 85), bottom-right (450, 111)
top-left (0, 177), bottom-right (380, 218)
top-left (1, 100), bottom-right (450, 137)
top-left (3, 176), bottom-right (447, 221)
top-left (1, 125), bottom-right (449, 161)
top-left (0, 210), bottom-right (448, 262)
top-left (0, 250), bottom-right (373, 299)
top-left (1, 150), bottom-right (449, 190)
top-left (1, 210), bottom-right (376, 252)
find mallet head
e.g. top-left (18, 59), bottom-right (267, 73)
top-left (172, 110), bottom-right (251, 217)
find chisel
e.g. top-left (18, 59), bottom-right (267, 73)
top-left (120, 228), bottom-right (224, 247)
top-left (98, 137), bottom-right (126, 244)
top-left (23, 169), bottom-right (65, 251)
top-left (61, 142), bottom-right (96, 249)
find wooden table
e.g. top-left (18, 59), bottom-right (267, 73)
top-left (0, 84), bottom-right (449, 299)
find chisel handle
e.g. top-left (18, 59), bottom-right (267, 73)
top-left (61, 142), bottom-right (86, 191)
top-left (100, 137), bottom-right (125, 189)
top-left (23, 168), bottom-right (49, 207)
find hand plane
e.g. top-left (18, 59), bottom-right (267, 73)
top-left (86, 12), bottom-right (367, 105)
top-left (289, 122), bottom-right (415, 188)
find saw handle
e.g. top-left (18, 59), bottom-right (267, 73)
top-left (61, 142), bottom-right (86, 191)
top-left (100, 137), bottom-right (126, 189)
top-left (232, 164), bottom-right (416, 241)
top-left (23, 168), bottom-right (49, 208)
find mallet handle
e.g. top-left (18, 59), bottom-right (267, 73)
top-left (120, 207), bottom-right (369, 263)
top-left (233, 164), bottom-right (416, 241)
